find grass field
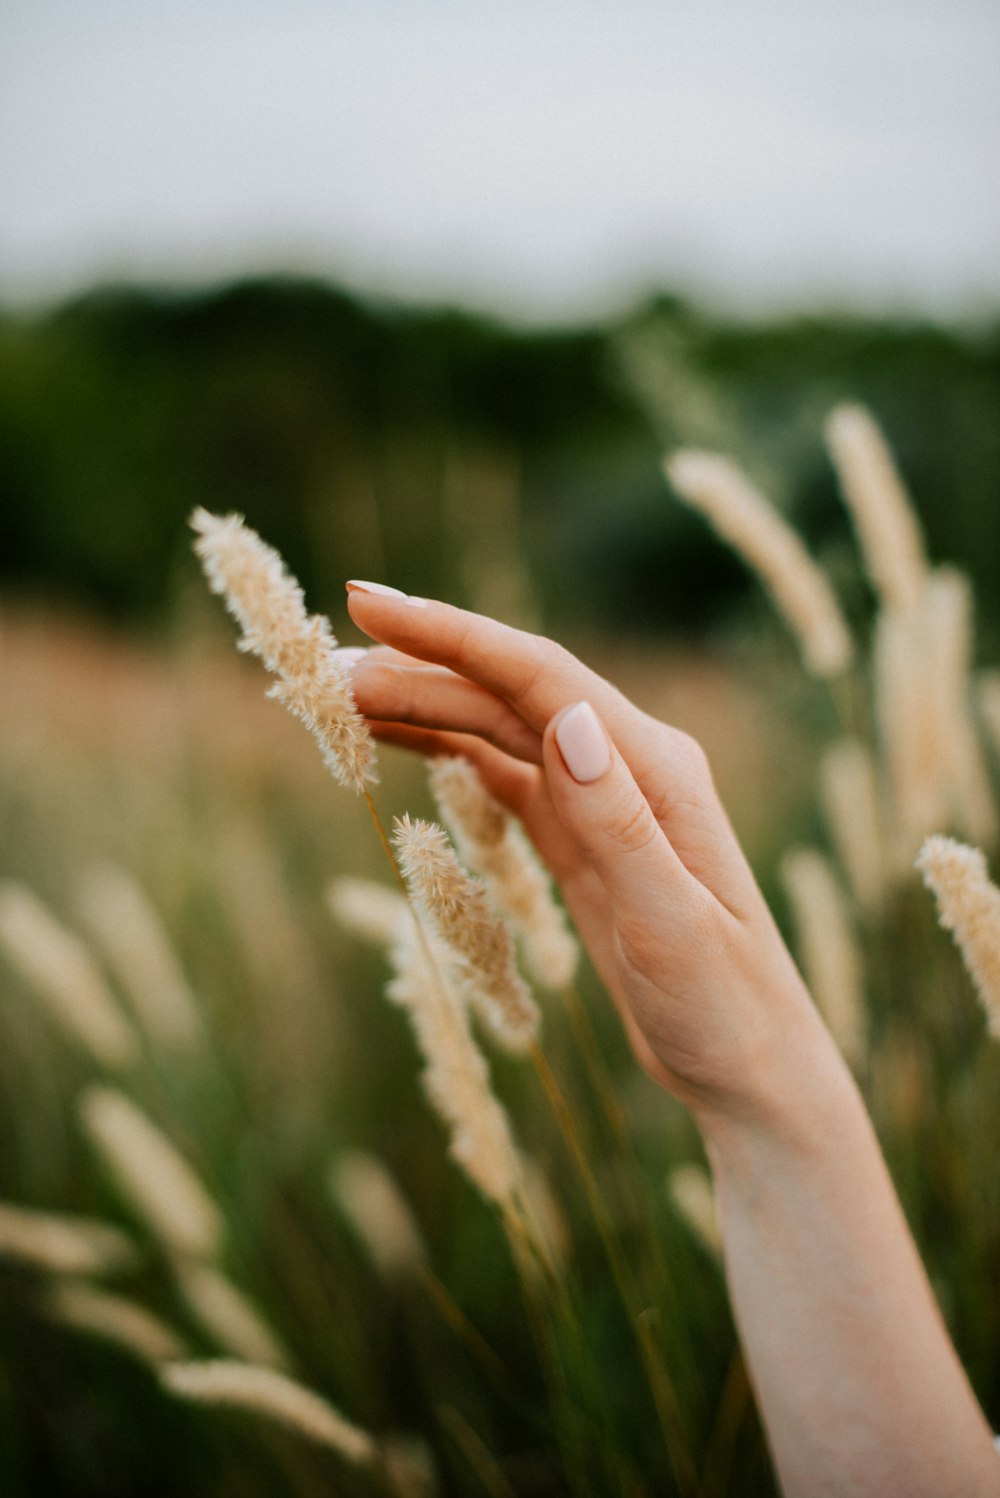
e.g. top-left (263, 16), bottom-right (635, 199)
top-left (2, 424), bottom-right (1000, 1496)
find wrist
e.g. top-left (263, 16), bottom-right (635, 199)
top-left (691, 1002), bottom-right (861, 1174)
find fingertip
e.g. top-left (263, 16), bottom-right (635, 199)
top-left (550, 701), bottom-right (611, 784)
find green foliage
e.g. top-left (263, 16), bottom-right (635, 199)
top-left (2, 279), bottom-right (999, 641)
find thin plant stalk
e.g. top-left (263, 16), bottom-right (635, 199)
top-left (529, 1041), bottom-right (698, 1496)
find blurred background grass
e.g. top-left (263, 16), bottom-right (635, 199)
top-left (3, 1), bottom-right (1000, 1491)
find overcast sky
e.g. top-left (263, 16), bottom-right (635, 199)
top-left (3, 0), bottom-right (999, 321)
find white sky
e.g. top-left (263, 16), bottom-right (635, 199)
top-left (2, 0), bottom-right (999, 321)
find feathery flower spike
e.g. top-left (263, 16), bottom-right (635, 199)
top-left (160, 1360), bottom-right (378, 1466)
top-left (385, 920), bottom-right (523, 1210)
top-left (917, 836), bottom-right (1000, 1039)
top-left (0, 881), bottom-right (138, 1068)
top-left (781, 848), bottom-right (866, 1067)
top-left (429, 757), bottom-right (578, 990)
top-left (329, 1150), bottom-right (426, 1280)
top-left (46, 1281), bottom-right (188, 1365)
top-left (77, 863), bottom-right (202, 1052)
top-left (174, 1262), bottom-right (290, 1370)
top-left (327, 878), bottom-right (408, 949)
top-left (819, 739), bottom-right (885, 918)
top-left (191, 509), bottom-right (376, 792)
top-left (80, 1088), bottom-right (225, 1260)
top-left (392, 815), bottom-right (539, 1053)
top-left (664, 451), bottom-right (852, 678)
top-left (825, 403), bottom-right (927, 614)
top-left (0, 1202), bottom-right (138, 1277)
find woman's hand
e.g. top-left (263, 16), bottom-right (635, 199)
top-left (342, 583), bottom-right (840, 1128)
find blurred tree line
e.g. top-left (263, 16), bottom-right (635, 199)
top-left (1, 277), bottom-right (998, 643)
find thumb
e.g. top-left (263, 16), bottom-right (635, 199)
top-left (543, 700), bottom-right (691, 907)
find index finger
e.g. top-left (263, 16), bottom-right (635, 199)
top-left (345, 583), bottom-right (624, 736)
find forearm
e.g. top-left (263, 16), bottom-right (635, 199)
top-left (697, 1024), bottom-right (999, 1498)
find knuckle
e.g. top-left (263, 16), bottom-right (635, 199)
top-left (607, 789), bottom-right (660, 856)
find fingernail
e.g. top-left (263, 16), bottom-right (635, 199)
top-left (346, 580), bottom-right (407, 599)
top-left (403, 596), bottom-right (429, 609)
top-left (332, 647), bottom-right (368, 671)
top-left (554, 701), bottom-right (610, 783)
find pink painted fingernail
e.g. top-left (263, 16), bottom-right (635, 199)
top-left (554, 702), bottom-right (610, 783)
top-left (346, 580), bottom-right (407, 599)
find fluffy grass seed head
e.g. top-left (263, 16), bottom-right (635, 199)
top-left (191, 508), bottom-right (376, 792)
top-left (160, 1360), bottom-right (378, 1466)
top-left (327, 878), bottom-right (408, 949)
top-left (0, 1202), bottom-right (138, 1277)
top-left (46, 1281), bottom-right (189, 1365)
top-left (329, 1150), bottom-right (426, 1281)
top-left (819, 739), bottom-right (885, 918)
top-left (0, 882), bottom-right (138, 1068)
top-left (926, 569), bottom-right (998, 849)
top-left (664, 450), bottom-right (853, 678)
top-left (917, 836), bottom-right (1000, 1039)
top-left (781, 848), bottom-right (866, 1068)
top-left (392, 815), bottom-right (540, 1054)
top-left (825, 403), bottom-right (927, 614)
top-left (77, 863), bottom-right (202, 1052)
top-left (80, 1088), bottom-right (225, 1260)
top-left (429, 757), bottom-right (578, 990)
top-left (668, 1164), bottom-right (721, 1257)
top-left (875, 570), bottom-right (997, 868)
top-left (174, 1262), bottom-right (290, 1370)
top-left (385, 919), bottom-right (523, 1212)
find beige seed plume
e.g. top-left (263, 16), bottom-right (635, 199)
top-left (781, 849), bottom-right (866, 1068)
top-left (926, 570), bottom-right (997, 849)
top-left (978, 672), bottom-right (1000, 766)
top-left (429, 757), bottom-right (578, 990)
top-left (875, 570), bottom-right (997, 868)
top-left (329, 1150), bottom-right (426, 1280)
top-left (326, 878), bottom-right (407, 949)
top-left (80, 1088), bottom-right (225, 1260)
top-left (385, 920), bottom-right (523, 1211)
top-left (664, 450), bottom-right (852, 678)
top-left (46, 1281), bottom-right (188, 1365)
top-left (392, 815), bottom-right (540, 1054)
top-left (160, 1360), bottom-right (377, 1466)
top-left (191, 508), bottom-right (376, 792)
top-left (175, 1263), bottom-right (290, 1370)
top-left (825, 403), bottom-right (927, 613)
top-left (668, 1164), bottom-right (721, 1257)
top-left (77, 864), bottom-right (202, 1052)
top-left (0, 1202), bottom-right (138, 1277)
top-left (917, 836), bottom-right (1000, 1038)
top-left (819, 739), bottom-right (885, 918)
top-left (0, 882), bottom-right (138, 1068)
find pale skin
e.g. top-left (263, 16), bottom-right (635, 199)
top-left (342, 581), bottom-right (1000, 1498)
